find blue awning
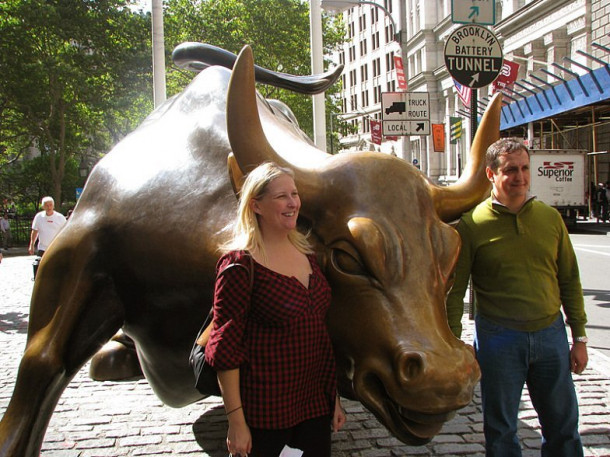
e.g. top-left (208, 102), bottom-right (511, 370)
top-left (499, 65), bottom-right (610, 130)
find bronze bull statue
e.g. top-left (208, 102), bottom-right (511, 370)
top-left (0, 45), bottom-right (502, 456)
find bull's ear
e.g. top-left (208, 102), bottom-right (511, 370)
top-left (227, 153), bottom-right (245, 197)
top-left (437, 223), bottom-right (461, 288)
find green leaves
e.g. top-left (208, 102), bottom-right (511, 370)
top-left (163, 0), bottom-right (346, 139)
top-left (0, 0), bottom-right (152, 205)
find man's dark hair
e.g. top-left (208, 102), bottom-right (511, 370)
top-left (486, 138), bottom-right (530, 171)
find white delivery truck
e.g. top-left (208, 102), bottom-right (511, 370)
top-left (528, 149), bottom-right (588, 226)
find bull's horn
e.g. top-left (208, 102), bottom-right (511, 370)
top-left (174, 42), bottom-right (343, 95)
top-left (429, 93), bottom-right (502, 222)
top-left (227, 45), bottom-right (289, 173)
top-left (226, 45), bottom-right (327, 181)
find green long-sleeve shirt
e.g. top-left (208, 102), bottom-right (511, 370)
top-left (446, 196), bottom-right (587, 340)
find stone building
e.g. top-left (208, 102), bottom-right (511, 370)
top-left (329, 0), bottom-right (610, 187)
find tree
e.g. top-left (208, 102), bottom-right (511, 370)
top-left (163, 0), bottom-right (346, 140)
top-left (0, 0), bottom-right (153, 204)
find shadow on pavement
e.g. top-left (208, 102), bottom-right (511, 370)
top-left (0, 311), bottom-right (29, 333)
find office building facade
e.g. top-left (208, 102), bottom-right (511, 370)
top-left (330, 0), bottom-right (610, 186)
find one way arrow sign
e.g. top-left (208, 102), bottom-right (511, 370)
top-left (451, 0), bottom-right (495, 25)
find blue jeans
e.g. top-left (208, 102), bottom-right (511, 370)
top-left (474, 314), bottom-right (583, 457)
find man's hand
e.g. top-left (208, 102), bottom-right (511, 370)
top-left (570, 342), bottom-right (588, 374)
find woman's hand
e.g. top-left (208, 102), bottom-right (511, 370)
top-left (227, 409), bottom-right (252, 456)
top-left (332, 396), bottom-right (347, 432)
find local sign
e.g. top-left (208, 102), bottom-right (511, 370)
top-left (444, 24), bottom-right (503, 89)
top-left (451, 0), bottom-right (495, 25)
top-left (381, 92), bottom-right (430, 136)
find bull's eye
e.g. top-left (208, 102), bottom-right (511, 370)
top-left (331, 245), bottom-right (367, 276)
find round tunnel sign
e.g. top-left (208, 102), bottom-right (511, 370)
top-left (444, 24), bottom-right (503, 89)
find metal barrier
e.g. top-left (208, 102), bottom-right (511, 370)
top-left (2, 215), bottom-right (33, 247)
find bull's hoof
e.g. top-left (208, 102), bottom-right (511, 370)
top-left (89, 330), bottom-right (144, 381)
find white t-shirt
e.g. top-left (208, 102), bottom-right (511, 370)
top-left (32, 211), bottom-right (67, 251)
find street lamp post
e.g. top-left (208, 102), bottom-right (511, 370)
top-left (151, 0), bottom-right (166, 108)
top-left (310, 0), bottom-right (327, 151)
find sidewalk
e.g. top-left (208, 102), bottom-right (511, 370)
top-left (1, 256), bottom-right (609, 456)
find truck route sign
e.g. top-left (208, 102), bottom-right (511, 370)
top-left (444, 24), bottom-right (503, 88)
top-left (381, 92), bottom-right (430, 136)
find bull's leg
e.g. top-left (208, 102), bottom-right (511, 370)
top-left (0, 245), bottom-right (124, 457)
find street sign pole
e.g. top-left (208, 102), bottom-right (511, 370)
top-left (470, 88), bottom-right (478, 142)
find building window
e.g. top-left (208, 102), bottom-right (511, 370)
top-left (384, 0), bottom-right (393, 13)
top-left (385, 52), bottom-right (395, 71)
top-left (372, 57), bottom-right (381, 77)
top-left (350, 69), bottom-right (357, 87)
top-left (385, 24), bottom-right (394, 43)
top-left (372, 31), bottom-right (380, 50)
top-left (361, 90), bottom-right (369, 107)
top-left (370, 6), bottom-right (378, 23)
top-left (373, 85), bottom-right (382, 104)
top-left (361, 64), bottom-right (368, 82)
top-left (359, 13), bottom-right (366, 32)
top-left (349, 45), bottom-right (356, 62)
top-left (363, 116), bottom-right (370, 133)
top-left (348, 21), bottom-right (355, 39)
top-left (360, 39), bottom-right (368, 56)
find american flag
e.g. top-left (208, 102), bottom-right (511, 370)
top-left (453, 79), bottom-right (472, 108)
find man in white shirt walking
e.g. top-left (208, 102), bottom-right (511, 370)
top-left (29, 196), bottom-right (67, 256)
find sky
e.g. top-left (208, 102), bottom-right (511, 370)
top-left (132, 0), bottom-right (152, 12)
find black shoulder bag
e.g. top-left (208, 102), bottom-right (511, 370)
top-left (189, 255), bottom-right (254, 396)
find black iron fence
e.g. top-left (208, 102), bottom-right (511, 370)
top-left (2, 215), bottom-right (33, 247)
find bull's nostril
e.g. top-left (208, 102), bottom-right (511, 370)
top-left (397, 352), bottom-right (425, 384)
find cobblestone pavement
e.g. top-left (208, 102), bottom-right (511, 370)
top-left (1, 254), bottom-right (609, 456)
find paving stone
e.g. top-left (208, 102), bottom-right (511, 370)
top-left (432, 442), bottom-right (485, 455)
top-left (351, 428), bottom-right (392, 440)
top-left (2, 256), bottom-right (610, 456)
top-left (582, 433), bottom-right (610, 445)
top-left (391, 446), bottom-right (431, 455)
top-left (118, 435), bottom-right (164, 447)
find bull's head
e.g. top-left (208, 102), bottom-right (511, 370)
top-left (226, 46), bottom-right (501, 444)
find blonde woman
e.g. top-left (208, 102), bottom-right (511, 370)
top-left (205, 162), bottom-right (345, 457)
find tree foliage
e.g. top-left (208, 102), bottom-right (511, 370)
top-left (0, 0), bottom-right (153, 205)
top-left (163, 0), bottom-right (346, 139)
top-left (1, 0), bottom-right (348, 214)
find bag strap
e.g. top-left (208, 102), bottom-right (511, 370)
top-left (195, 253), bottom-right (254, 346)
top-left (217, 253), bottom-right (254, 293)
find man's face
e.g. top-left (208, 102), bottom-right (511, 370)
top-left (486, 149), bottom-right (530, 205)
top-left (43, 201), bottom-right (54, 213)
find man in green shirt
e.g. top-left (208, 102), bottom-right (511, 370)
top-left (446, 138), bottom-right (588, 457)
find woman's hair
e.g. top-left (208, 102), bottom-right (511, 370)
top-left (221, 162), bottom-right (312, 260)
